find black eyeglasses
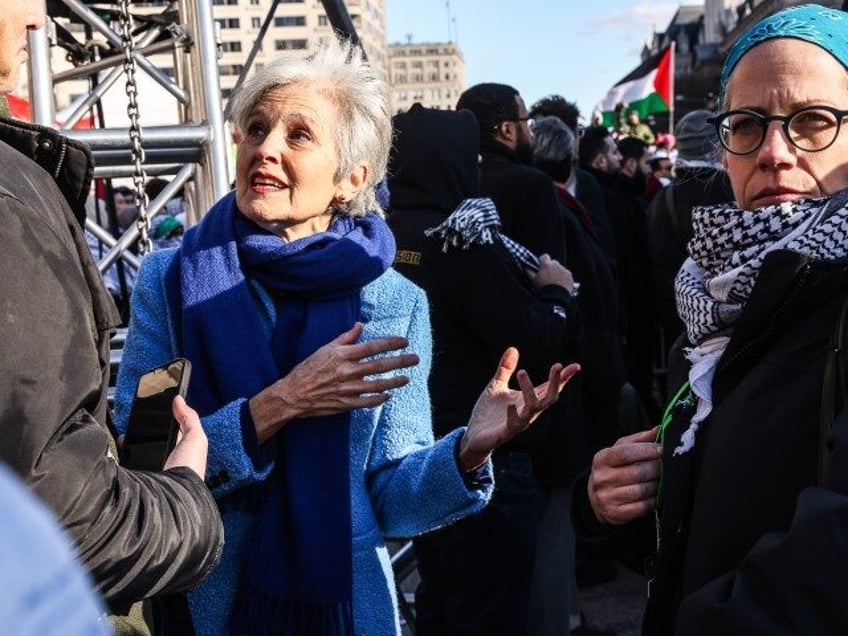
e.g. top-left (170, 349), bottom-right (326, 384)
top-left (708, 105), bottom-right (848, 155)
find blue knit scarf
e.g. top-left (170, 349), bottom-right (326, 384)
top-left (178, 191), bottom-right (395, 635)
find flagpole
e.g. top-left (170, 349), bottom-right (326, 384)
top-left (668, 41), bottom-right (676, 135)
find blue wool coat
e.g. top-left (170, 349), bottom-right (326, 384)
top-left (114, 247), bottom-right (494, 636)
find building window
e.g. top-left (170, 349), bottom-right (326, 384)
top-left (212, 0), bottom-right (238, 4)
top-left (274, 16), bottom-right (307, 27)
top-left (220, 64), bottom-right (244, 76)
top-left (275, 39), bottom-right (308, 50)
top-left (251, 17), bottom-right (261, 28)
top-left (215, 18), bottom-right (240, 29)
top-left (221, 41), bottom-right (242, 53)
top-left (318, 15), bottom-right (328, 26)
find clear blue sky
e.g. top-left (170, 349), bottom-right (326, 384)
top-left (386, 0), bottom-right (695, 122)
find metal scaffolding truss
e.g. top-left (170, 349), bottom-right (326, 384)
top-left (28, 0), bottom-right (229, 287)
top-left (30, 0), bottom-right (360, 292)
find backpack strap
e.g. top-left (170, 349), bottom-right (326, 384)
top-left (819, 293), bottom-right (848, 484)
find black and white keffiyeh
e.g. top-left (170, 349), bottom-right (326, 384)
top-left (671, 188), bottom-right (848, 454)
top-left (425, 197), bottom-right (541, 272)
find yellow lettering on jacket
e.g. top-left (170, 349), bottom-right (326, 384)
top-left (395, 250), bottom-right (421, 266)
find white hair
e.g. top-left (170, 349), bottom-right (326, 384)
top-left (228, 36), bottom-right (391, 216)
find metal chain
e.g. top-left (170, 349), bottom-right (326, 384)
top-left (117, 0), bottom-right (152, 255)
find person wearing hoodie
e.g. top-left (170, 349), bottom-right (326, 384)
top-left (387, 103), bottom-right (582, 636)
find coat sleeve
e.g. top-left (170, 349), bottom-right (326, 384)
top-left (365, 287), bottom-right (493, 537)
top-left (676, 487), bottom-right (848, 634)
top-left (0, 197), bottom-right (222, 603)
top-left (511, 171), bottom-right (568, 264)
top-left (115, 250), bottom-right (276, 497)
top-left (454, 244), bottom-right (579, 383)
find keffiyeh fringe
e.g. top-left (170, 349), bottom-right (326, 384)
top-left (425, 197), bottom-right (541, 272)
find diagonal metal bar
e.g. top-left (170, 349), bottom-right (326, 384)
top-left (222, 0), bottom-right (281, 121)
top-left (61, 0), bottom-right (188, 103)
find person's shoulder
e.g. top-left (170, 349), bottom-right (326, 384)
top-left (133, 246), bottom-right (179, 291)
top-left (363, 268), bottom-right (426, 314)
top-left (141, 246), bottom-right (179, 272)
top-left (490, 160), bottom-right (556, 199)
top-left (0, 142), bottom-right (55, 200)
top-left (365, 267), bottom-right (425, 298)
top-left (0, 464), bottom-right (109, 634)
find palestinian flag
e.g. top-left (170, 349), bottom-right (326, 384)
top-left (596, 45), bottom-right (673, 129)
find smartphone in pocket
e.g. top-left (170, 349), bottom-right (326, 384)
top-left (121, 358), bottom-right (192, 471)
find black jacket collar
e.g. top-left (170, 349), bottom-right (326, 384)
top-left (480, 138), bottom-right (522, 164)
top-left (0, 116), bottom-right (94, 226)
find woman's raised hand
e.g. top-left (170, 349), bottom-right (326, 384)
top-left (457, 347), bottom-right (580, 471)
top-left (249, 322), bottom-right (419, 443)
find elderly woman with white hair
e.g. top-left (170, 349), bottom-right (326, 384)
top-left (114, 36), bottom-right (576, 636)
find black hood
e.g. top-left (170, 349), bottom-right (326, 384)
top-left (387, 103), bottom-right (480, 215)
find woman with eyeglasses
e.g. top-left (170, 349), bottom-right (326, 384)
top-left (574, 5), bottom-right (848, 634)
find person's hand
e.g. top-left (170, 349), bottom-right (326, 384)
top-left (587, 426), bottom-right (662, 525)
top-left (163, 395), bottom-right (208, 479)
top-left (249, 322), bottom-right (419, 443)
top-left (527, 254), bottom-right (574, 293)
top-left (457, 347), bottom-right (581, 471)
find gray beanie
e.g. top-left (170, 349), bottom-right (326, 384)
top-left (674, 109), bottom-right (719, 161)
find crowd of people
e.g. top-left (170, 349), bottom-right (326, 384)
top-left (7, 1), bottom-right (848, 635)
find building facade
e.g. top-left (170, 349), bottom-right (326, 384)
top-left (211, 0), bottom-right (388, 98)
top-left (45, 0), bottom-right (388, 118)
top-left (387, 41), bottom-right (465, 113)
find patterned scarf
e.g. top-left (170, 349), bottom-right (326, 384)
top-left (425, 197), bottom-right (541, 272)
top-left (178, 191), bottom-right (395, 634)
top-left (672, 188), bottom-right (848, 454)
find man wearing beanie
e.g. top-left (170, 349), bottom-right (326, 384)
top-left (645, 109), bottom-right (735, 397)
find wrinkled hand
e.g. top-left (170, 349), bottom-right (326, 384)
top-left (587, 426), bottom-right (662, 525)
top-left (458, 347), bottom-right (581, 471)
top-left (163, 395), bottom-right (208, 479)
top-left (249, 322), bottom-right (419, 443)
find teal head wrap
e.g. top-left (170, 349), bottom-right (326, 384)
top-left (720, 4), bottom-right (848, 103)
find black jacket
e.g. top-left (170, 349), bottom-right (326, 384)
top-left (646, 250), bottom-right (848, 634)
top-left (386, 105), bottom-right (580, 454)
top-left (0, 118), bottom-right (222, 609)
top-left (575, 168), bottom-right (618, 267)
top-left (586, 166), bottom-right (658, 419)
top-left (555, 185), bottom-right (626, 452)
top-left (478, 139), bottom-right (567, 263)
top-left (646, 167), bottom-right (734, 357)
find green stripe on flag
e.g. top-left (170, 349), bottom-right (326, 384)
top-left (601, 92), bottom-right (669, 128)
